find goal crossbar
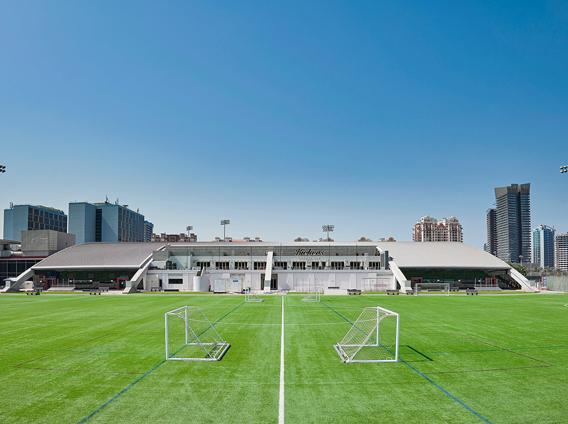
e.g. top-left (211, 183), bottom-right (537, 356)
top-left (414, 282), bottom-right (450, 296)
top-left (302, 286), bottom-right (321, 302)
top-left (165, 306), bottom-right (230, 361)
top-left (244, 287), bottom-right (264, 302)
top-left (334, 306), bottom-right (399, 363)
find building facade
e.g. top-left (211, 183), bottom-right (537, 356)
top-left (555, 233), bottom-right (568, 271)
top-left (144, 221), bottom-right (154, 242)
top-left (532, 225), bottom-right (555, 269)
top-left (3, 204), bottom-right (67, 242)
top-left (151, 233), bottom-right (198, 243)
top-left (494, 184), bottom-right (531, 263)
top-left (413, 215), bottom-right (463, 242)
top-left (69, 201), bottom-right (146, 244)
top-left (486, 208), bottom-right (497, 256)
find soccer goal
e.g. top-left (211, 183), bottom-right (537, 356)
top-left (414, 282), bottom-right (450, 296)
top-left (302, 286), bottom-right (321, 302)
top-left (244, 287), bottom-right (264, 302)
top-left (165, 306), bottom-right (230, 361)
top-left (334, 306), bottom-right (399, 363)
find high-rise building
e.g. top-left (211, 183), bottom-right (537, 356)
top-left (555, 233), bottom-right (568, 271)
top-left (413, 215), bottom-right (463, 242)
top-left (144, 221), bottom-right (154, 242)
top-left (69, 200), bottom-right (146, 244)
top-left (437, 216), bottom-right (463, 242)
top-left (486, 208), bottom-right (497, 256)
top-left (532, 225), bottom-right (555, 269)
top-left (3, 204), bottom-right (67, 242)
top-left (494, 184), bottom-right (531, 263)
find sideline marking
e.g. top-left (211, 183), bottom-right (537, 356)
top-left (78, 302), bottom-right (245, 423)
top-left (319, 302), bottom-right (492, 424)
top-left (279, 296), bottom-right (285, 424)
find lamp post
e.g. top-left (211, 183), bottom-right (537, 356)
top-left (322, 225), bottom-right (334, 241)
top-left (221, 220), bottom-right (230, 241)
top-left (560, 165), bottom-right (568, 174)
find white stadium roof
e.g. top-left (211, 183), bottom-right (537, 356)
top-left (376, 242), bottom-right (510, 269)
top-left (32, 242), bottom-right (165, 269)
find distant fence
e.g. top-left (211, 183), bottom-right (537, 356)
top-left (545, 276), bottom-right (568, 292)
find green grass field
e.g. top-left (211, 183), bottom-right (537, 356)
top-left (1, 292), bottom-right (567, 423)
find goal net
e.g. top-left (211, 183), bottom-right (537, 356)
top-left (244, 287), bottom-right (264, 302)
top-left (334, 306), bottom-right (399, 363)
top-left (302, 287), bottom-right (321, 302)
top-left (414, 282), bottom-right (450, 296)
top-left (165, 306), bottom-right (230, 361)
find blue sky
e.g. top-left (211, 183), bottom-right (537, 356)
top-left (1, 1), bottom-right (567, 246)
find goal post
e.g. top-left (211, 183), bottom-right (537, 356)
top-left (165, 306), bottom-right (230, 361)
top-left (334, 306), bottom-right (399, 363)
top-left (244, 287), bottom-right (264, 302)
top-left (302, 286), bottom-right (321, 302)
top-left (414, 282), bottom-right (450, 296)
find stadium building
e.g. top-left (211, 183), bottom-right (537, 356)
top-left (2, 241), bottom-right (536, 293)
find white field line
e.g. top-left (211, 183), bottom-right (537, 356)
top-left (279, 295), bottom-right (285, 424)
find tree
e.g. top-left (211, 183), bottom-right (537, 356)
top-left (508, 262), bottom-right (528, 276)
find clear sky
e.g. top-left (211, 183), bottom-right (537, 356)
top-left (1, 1), bottom-right (567, 246)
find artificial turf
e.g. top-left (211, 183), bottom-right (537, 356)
top-left (0, 292), bottom-right (567, 423)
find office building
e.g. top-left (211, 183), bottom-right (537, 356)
top-left (532, 225), bottom-right (555, 269)
top-left (494, 184), bottom-right (531, 263)
top-left (144, 221), bottom-right (154, 242)
top-left (69, 200), bottom-right (146, 244)
top-left (151, 232), bottom-right (198, 243)
top-left (3, 204), bottom-right (67, 242)
top-left (413, 215), bottom-right (463, 242)
top-left (486, 208), bottom-right (497, 256)
top-left (556, 233), bottom-right (568, 271)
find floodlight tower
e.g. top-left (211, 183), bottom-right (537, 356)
top-left (0, 165), bottom-right (5, 174)
top-left (221, 220), bottom-right (230, 241)
top-left (322, 225), bottom-right (334, 241)
top-left (186, 226), bottom-right (193, 237)
top-left (560, 165), bottom-right (568, 174)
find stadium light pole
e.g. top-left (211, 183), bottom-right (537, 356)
top-left (561, 165), bottom-right (568, 174)
top-left (221, 220), bottom-right (230, 241)
top-left (186, 226), bottom-right (193, 237)
top-left (322, 225), bottom-right (334, 241)
top-left (0, 165), bottom-right (5, 174)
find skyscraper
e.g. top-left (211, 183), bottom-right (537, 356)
top-left (494, 183), bottom-right (531, 263)
top-left (532, 225), bottom-right (555, 268)
top-left (144, 221), bottom-right (154, 242)
top-left (69, 200), bottom-right (147, 244)
top-left (486, 208), bottom-right (497, 256)
top-left (555, 233), bottom-right (568, 271)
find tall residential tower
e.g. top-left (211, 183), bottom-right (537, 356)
top-left (494, 183), bottom-right (531, 263)
top-left (532, 225), bottom-right (555, 269)
top-left (486, 208), bottom-right (497, 256)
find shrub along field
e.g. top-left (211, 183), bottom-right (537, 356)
top-left (1, 292), bottom-right (567, 423)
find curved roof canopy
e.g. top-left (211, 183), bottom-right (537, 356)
top-left (376, 242), bottom-right (510, 269)
top-left (32, 242), bottom-right (165, 269)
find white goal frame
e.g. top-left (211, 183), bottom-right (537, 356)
top-left (165, 306), bottom-right (230, 361)
top-left (302, 286), bottom-right (321, 302)
top-left (244, 287), bottom-right (264, 302)
top-left (334, 306), bottom-right (399, 363)
top-left (414, 282), bottom-right (450, 296)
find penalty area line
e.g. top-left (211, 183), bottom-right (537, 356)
top-left (77, 303), bottom-right (245, 423)
top-left (319, 301), bottom-right (492, 424)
